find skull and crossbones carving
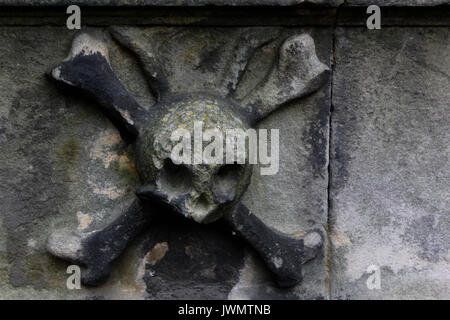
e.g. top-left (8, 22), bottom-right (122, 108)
top-left (46, 28), bottom-right (329, 287)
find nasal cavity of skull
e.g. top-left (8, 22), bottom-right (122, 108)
top-left (157, 158), bottom-right (193, 200)
top-left (190, 193), bottom-right (215, 218)
top-left (212, 163), bottom-right (243, 204)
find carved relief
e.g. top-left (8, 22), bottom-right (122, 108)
top-left (46, 28), bottom-right (329, 287)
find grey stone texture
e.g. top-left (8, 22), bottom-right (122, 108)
top-left (0, 4), bottom-right (448, 301)
top-left (237, 27), bottom-right (332, 299)
top-left (0, 27), bottom-right (148, 299)
top-left (0, 26), bottom-right (331, 299)
top-left (330, 27), bottom-right (449, 299)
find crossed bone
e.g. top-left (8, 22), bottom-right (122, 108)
top-left (46, 29), bottom-right (329, 287)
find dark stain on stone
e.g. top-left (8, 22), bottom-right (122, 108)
top-left (302, 93), bottom-right (330, 179)
top-left (140, 210), bottom-right (245, 299)
top-left (299, 28), bottom-right (333, 180)
top-left (110, 149), bottom-right (140, 184)
top-left (330, 136), bottom-right (351, 192)
top-left (198, 46), bottom-right (223, 73)
top-left (59, 138), bottom-right (79, 164)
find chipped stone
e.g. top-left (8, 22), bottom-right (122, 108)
top-left (76, 211), bottom-right (93, 231)
top-left (146, 242), bottom-right (169, 266)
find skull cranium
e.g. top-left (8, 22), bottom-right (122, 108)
top-left (136, 95), bottom-right (253, 223)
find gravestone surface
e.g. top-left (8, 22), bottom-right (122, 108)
top-left (330, 27), bottom-right (449, 299)
top-left (0, 26), bottom-right (331, 299)
top-left (0, 1), bottom-right (448, 300)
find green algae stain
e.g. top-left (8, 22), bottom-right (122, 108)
top-left (58, 138), bottom-right (79, 164)
top-left (110, 153), bottom-right (140, 186)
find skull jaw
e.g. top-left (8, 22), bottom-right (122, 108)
top-left (136, 184), bottom-right (228, 224)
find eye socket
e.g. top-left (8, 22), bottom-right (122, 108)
top-left (211, 163), bottom-right (244, 204)
top-left (158, 158), bottom-right (193, 196)
top-left (217, 163), bottom-right (244, 180)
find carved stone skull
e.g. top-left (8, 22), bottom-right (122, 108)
top-left (136, 96), bottom-right (253, 224)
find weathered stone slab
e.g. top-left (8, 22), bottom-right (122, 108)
top-left (330, 27), bottom-right (449, 299)
top-left (0, 26), bottom-right (331, 299)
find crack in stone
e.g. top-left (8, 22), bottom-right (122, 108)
top-left (325, 2), bottom-right (343, 300)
